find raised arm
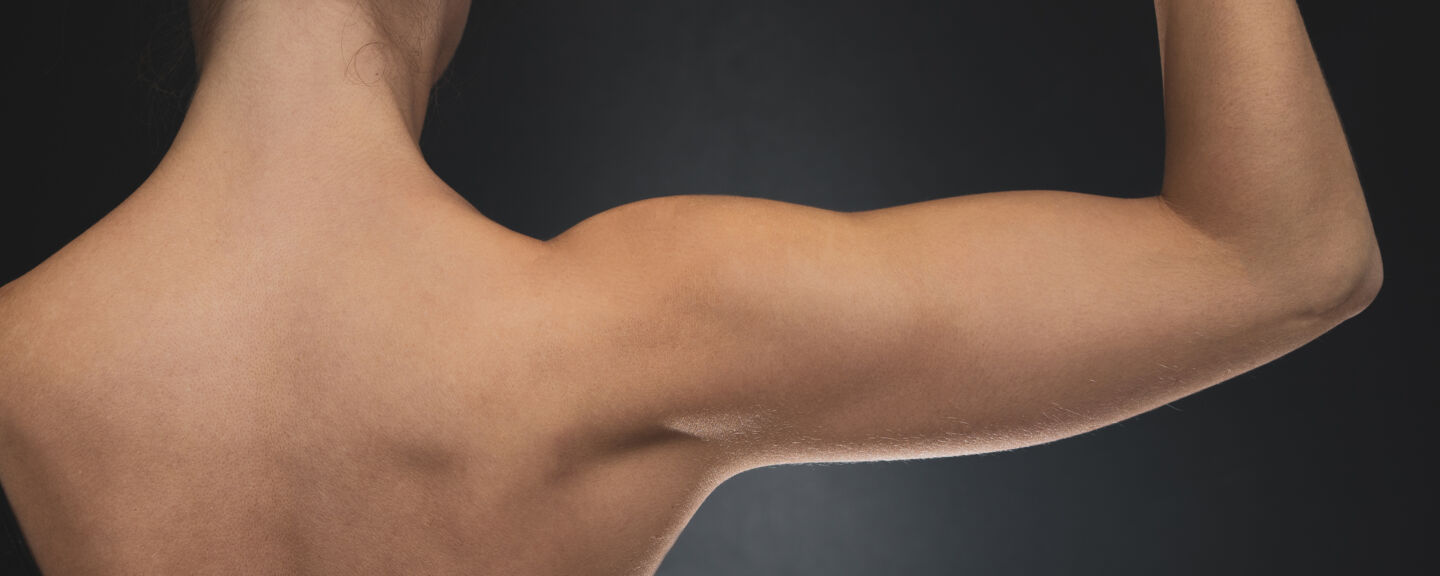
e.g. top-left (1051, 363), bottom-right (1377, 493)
top-left (539, 0), bottom-right (1381, 473)
top-left (1151, 0), bottom-right (1380, 305)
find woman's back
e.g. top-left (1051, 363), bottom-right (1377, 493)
top-left (0, 171), bottom-right (722, 574)
top-left (0, 1), bottom-right (1384, 574)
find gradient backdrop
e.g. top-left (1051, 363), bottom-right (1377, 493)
top-left (5, 1), bottom-right (1430, 574)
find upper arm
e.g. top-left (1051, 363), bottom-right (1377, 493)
top-left (542, 191), bottom-right (1342, 473)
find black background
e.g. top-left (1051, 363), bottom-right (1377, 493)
top-left (5, 1), bottom-right (1431, 574)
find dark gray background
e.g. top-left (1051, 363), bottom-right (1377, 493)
top-left (6, 1), bottom-right (1430, 574)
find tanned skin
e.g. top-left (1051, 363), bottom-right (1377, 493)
top-left (0, 1), bottom-right (1381, 575)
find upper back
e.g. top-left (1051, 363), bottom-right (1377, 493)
top-left (0, 185), bottom-right (720, 576)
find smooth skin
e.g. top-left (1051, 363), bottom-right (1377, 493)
top-left (0, 1), bottom-right (1381, 575)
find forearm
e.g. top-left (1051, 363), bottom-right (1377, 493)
top-left (1153, 0), bottom-right (1381, 310)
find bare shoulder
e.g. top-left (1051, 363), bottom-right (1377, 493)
top-left (528, 195), bottom-right (847, 464)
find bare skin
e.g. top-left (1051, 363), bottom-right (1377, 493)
top-left (0, 1), bottom-right (1381, 575)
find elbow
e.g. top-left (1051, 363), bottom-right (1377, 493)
top-left (1306, 239), bottom-right (1384, 320)
top-left (1337, 249), bottom-right (1384, 317)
